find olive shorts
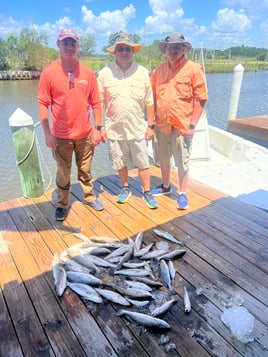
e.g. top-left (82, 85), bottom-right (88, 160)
top-left (153, 128), bottom-right (192, 171)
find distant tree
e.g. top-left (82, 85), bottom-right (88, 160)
top-left (79, 35), bottom-right (96, 56)
top-left (0, 38), bottom-right (9, 70)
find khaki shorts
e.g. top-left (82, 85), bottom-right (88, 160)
top-left (108, 138), bottom-right (150, 171)
top-left (153, 128), bottom-right (192, 171)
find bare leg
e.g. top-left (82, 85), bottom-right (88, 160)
top-left (178, 168), bottom-right (189, 193)
top-left (138, 167), bottom-right (150, 192)
top-left (118, 166), bottom-right (129, 187)
top-left (160, 162), bottom-right (171, 186)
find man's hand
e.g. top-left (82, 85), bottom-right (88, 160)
top-left (45, 132), bottom-right (57, 150)
top-left (145, 127), bottom-right (154, 141)
top-left (92, 128), bottom-right (107, 146)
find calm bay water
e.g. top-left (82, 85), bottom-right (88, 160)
top-left (1, 70), bottom-right (268, 202)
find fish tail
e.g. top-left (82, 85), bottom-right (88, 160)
top-left (108, 267), bottom-right (116, 275)
top-left (115, 308), bottom-right (123, 316)
top-left (168, 288), bottom-right (177, 296)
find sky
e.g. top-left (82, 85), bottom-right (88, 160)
top-left (1, 0), bottom-right (268, 53)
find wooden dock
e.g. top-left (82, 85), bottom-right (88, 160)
top-left (0, 166), bottom-right (267, 357)
top-left (227, 115), bottom-right (268, 142)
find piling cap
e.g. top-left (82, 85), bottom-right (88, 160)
top-left (9, 108), bottom-right (34, 127)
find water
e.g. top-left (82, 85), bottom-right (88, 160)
top-left (1, 70), bottom-right (268, 202)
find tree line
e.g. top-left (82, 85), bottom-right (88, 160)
top-left (1, 28), bottom-right (268, 72)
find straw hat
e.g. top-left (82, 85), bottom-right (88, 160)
top-left (106, 32), bottom-right (141, 54)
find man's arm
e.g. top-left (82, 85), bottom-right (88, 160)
top-left (38, 103), bottom-right (57, 150)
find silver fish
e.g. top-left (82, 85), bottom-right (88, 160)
top-left (151, 298), bottom-right (178, 317)
top-left (66, 243), bottom-right (103, 257)
top-left (183, 286), bottom-right (191, 314)
top-left (160, 259), bottom-right (174, 293)
top-left (90, 236), bottom-right (121, 243)
top-left (141, 248), bottom-right (169, 260)
top-left (106, 256), bottom-right (122, 263)
top-left (95, 288), bottom-right (130, 306)
top-left (54, 266), bottom-right (67, 297)
top-left (101, 242), bottom-right (126, 249)
top-left (125, 280), bottom-right (152, 292)
top-left (70, 255), bottom-right (100, 273)
top-left (86, 254), bottom-right (117, 268)
top-left (134, 242), bottom-right (154, 257)
top-left (116, 245), bottom-right (134, 269)
top-left (157, 249), bottom-right (186, 261)
top-left (126, 298), bottom-right (150, 307)
top-left (112, 286), bottom-right (153, 299)
top-left (153, 229), bottom-right (186, 246)
top-left (68, 241), bottom-right (99, 251)
top-left (89, 247), bottom-right (111, 256)
top-left (52, 253), bottom-right (62, 280)
top-left (130, 276), bottom-right (163, 287)
top-left (168, 260), bottom-right (176, 280)
top-left (134, 231), bottom-right (144, 252)
top-left (105, 243), bottom-right (133, 260)
top-left (114, 268), bottom-right (151, 277)
top-left (73, 232), bottom-right (91, 242)
top-left (52, 253), bottom-right (67, 297)
top-left (66, 271), bottom-right (103, 286)
top-left (63, 259), bottom-right (92, 274)
top-left (116, 309), bottom-right (170, 329)
top-left (67, 282), bottom-right (103, 303)
top-left (122, 260), bottom-right (150, 268)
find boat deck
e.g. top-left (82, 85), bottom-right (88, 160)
top-left (0, 166), bottom-right (267, 357)
top-left (227, 115), bottom-right (268, 144)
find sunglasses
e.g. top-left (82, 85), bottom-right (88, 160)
top-left (68, 71), bottom-right (74, 88)
top-left (166, 44), bottom-right (185, 51)
top-left (61, 40), bottom-right (77, 48)
top-left (117, 46), bottom-right (133, 53)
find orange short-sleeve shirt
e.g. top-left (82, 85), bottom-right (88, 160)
top-left (38, 60), bottom-right (101, 139)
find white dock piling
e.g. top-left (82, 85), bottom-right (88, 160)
top-left (228, 64), bottom-right (244, 120)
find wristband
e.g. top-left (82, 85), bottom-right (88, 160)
top-left (96, 126), bottom-right (104, 131)
top-left (148, 124), bottom-right (155, 129)
top-left (189, 124), bottom-right (196, 129)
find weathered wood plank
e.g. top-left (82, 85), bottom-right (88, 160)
top-left (1, 165), bottom-right (268, 357)
top-left (0, 212), bottom-right (55, 356)
top-left (0, 205), bottom-right (88, 356)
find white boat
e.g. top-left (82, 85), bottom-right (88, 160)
top-left (191, 113), bottom-right (268, 211)
top-left (148, 111), bottom-right (268, 211)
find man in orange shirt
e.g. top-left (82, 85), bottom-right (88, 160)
top-left (151, 32), bottom-right (208, 209)
top-left (38, 28), bottom-right (105, 221)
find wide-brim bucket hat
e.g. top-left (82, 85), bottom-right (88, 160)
top-left (159, 32), bottom-right (192, 53)
top-left (106, 32), bottom-right (141, 54)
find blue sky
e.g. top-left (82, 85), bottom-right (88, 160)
top-left (1, 0), bottom-right (268, 53)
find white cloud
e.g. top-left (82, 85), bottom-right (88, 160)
top-left (212, 8), bottom-right (251, 33)
top-left (81, 4), bottom-right (136, 36)
top-left (145, 0), bottom-right (185, 34)
top-left (0, 15), bottom-right (24, 36)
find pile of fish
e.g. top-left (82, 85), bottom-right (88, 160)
top-left (52, 228), bottom-right (191, 334)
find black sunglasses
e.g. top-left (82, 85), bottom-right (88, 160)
top-left (117, 46), bottom-right (133, 53)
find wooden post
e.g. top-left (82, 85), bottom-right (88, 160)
top-left (228, 64), bottom-right (244, 120)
